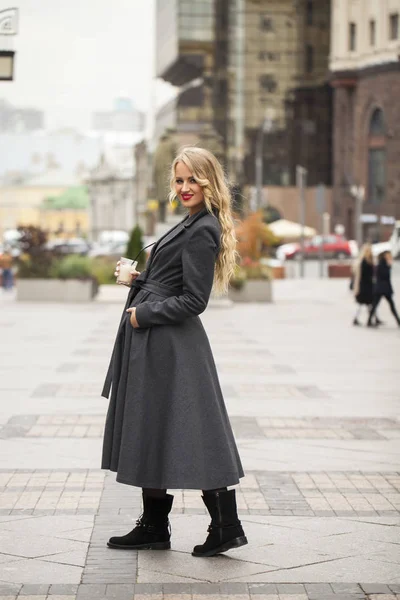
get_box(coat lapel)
[152,208,209,258]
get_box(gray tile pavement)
[0,275,399,597]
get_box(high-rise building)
[155,0,332,192]
[0,99,44,132]
[92,97,145,133]
[330,0,400,241]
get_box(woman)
[352,243,380,326]
[367,251,400,327]
[101,147,247,558]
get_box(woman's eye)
[176,179,183,184]
[190,178,196,183]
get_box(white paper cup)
[117,257,138,286]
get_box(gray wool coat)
[101,207,244,490]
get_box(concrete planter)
[272,265,285,279]
[17,279,97,302]
[228,279,273,303]
[328,263,352,278]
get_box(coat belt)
[101,278,181,399]
[132,278,181,299]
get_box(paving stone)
[248,585,278,594]
[331,584,364,594]
[361,585,392,594]
[305,583,333,597]
[162,584,194,595]
[105,584,135,598]
[77,585,107,599]
[277,585,305,594]
[19,585,49,595]
[133,585,163,594]
[48,585,79,595]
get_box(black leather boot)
[107,493,173,550]
[192,489,248,557]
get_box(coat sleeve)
[135,225,220,327]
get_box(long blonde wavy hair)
[168,147,237,295]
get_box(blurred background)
[0,0,400,289]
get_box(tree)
[126,225,146,269]
[17,225,53,278]
[235,211,280,261]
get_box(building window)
[306,0,313,26]
[259,51,280,61]
[368,108,386,205]
[260,16,274,32]
[369,19,376,45]
[259,74,277,93]
[349,22,356,51]
[389,13,399,40]
[306,44,314,72]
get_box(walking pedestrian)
[351,243,381,326]
[101,147,247,557]
[367,251,400,327]
[0,250,14,290]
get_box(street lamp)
[255,108,275,210]
[350,184,365,249]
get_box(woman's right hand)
[114,261,141,283]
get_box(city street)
[0,272,399,600]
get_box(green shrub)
[126,225,145,269]
[51,255,92,280]
[90,257,116,285]
[230,265,247,290]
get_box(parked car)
[277,235,356,261]
[46,238,90,256]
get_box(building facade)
[155,0,332,199]
[330,0,400,241]
[86,155,135,241]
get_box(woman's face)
[174,161,205,215]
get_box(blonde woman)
[101,147,247,557]
[352,243,381,326]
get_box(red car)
[281,235,354,260]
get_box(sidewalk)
[0,276,399,600]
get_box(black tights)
[368,294,400,325]
[143,487,227,498]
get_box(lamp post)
[350,184,365,249]
[255,108,275,210]
[296,165,307,278]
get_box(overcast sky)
[1,0,174,131]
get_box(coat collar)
[153,207,211,255]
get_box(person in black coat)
[102,147,247,558]
[367,251,400,327]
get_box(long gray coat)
[101,208,244,490]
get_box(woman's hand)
[114,260,141,284]
[126,307,140,328]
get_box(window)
[389,13,399,40]
[349,22,356,51]
[369,19,376,45]
[260,16,274,32]
[369,107,385,135]
[368,109,386,205]
[306,44,314,72]
[259,74,277,93]
[259,51,280,61]
[306,0,313,26]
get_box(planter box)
[328,264,353,278]
[17,279,97,302]
[272,266,285,279]
[228,279,273,303]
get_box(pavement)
[0,268,399,600]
